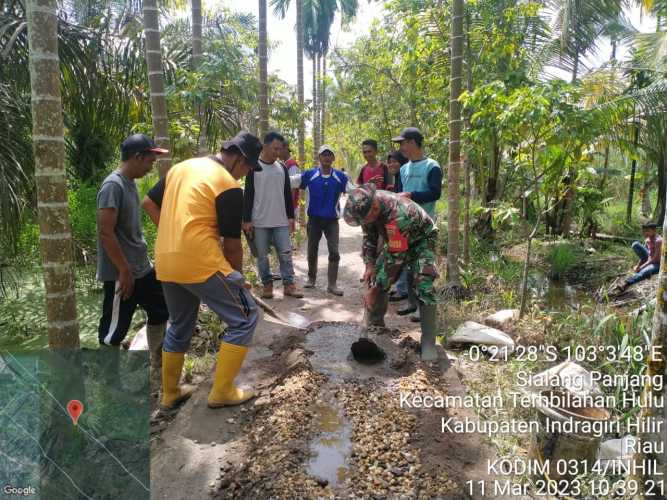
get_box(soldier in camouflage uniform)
[343,185,439,360]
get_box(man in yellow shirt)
[142,131,262,410]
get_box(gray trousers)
[161,271,259,353]
[306,216,340,279]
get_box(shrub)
[68,182,100,261]
[546,242,579,279]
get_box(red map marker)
[67,400,84,426]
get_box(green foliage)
[546,243,579,279]
[68,183,100,259]
[0,267,102,349]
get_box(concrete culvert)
[351,338,386,364]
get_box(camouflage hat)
[344,185,376,226]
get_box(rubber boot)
[327,261,344,296]
[146,323,165,392]
[208,342,255,408]
[365,290,389,327]
[419,303,438,361]
[305,253,318,288]
[160,351,195,410]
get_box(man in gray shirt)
[243,131,303,299]
[97,134,170,381]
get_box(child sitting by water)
[617,222,663,292]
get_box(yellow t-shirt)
[155,157,241,283]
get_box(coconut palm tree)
[143,0,172,176]
[302,0,357,159]
[545,0,623,235]
[272,0,306,166]
[259,0,269,136]
[192,0,203,66]
[191,0,208,152]
[447,0,464,290]
[26,0,80,348]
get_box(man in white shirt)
[243,132,304,299]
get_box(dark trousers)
[98,268,169,346]
[306,216,340,279]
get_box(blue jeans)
[254,226,295,285]
[394,269,408,296]
[628,241,660,285]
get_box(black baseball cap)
[392,127,424,143]
[221,131,263,171]
[121,134,169,156]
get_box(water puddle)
[307,396,352,487]
[528,271,588,311]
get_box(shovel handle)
[249,292,281,320]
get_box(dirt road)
[150,220,508,499]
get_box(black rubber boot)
[327,261,343,296]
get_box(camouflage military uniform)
[356,190,439,305]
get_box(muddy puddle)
[528,271,589,311]
[307,394,353,487]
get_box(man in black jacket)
[243,131,304,299]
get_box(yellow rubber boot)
[207,342,255,408]
[160,351,195,410]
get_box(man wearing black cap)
[97,134,170,385]
[142,131,263,411]
[391,127,443,321]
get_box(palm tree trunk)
[192,0,207,154]
[559,171,576,236]
[463,10,473,265]
[143,0,172,177]
[320,53,326,145]
[312,54,320,164]
[27,0,80,348]
[258,0,269,137]
[463,157,471,265]
[655,150,667,226]
[642,161,652,217]
[571,50,579,83]
[599,144,610,191]
[296,0,306,224]
[626,119,640,224]
[192,0,202,66]
[296,0,305,168]
[636,195,667,487]
[447,0,464,288]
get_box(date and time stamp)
[414,343,665,497]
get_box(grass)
[546,242,580,279]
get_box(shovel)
[251,292,311,330]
